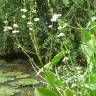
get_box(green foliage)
[10,79,39,87]
[81,26,96,67]
[0,76,14,84]
[44,71,64,89]
[85,83,96,91]
[35,88,58,96]
[51,51,65,65]
[0,0,92,65]
[80,19,96,95]
[0,86,19,96]
[65,88,76,96]
[63,0,70,6]
[1,0,96,96]
[37,51,65,75]
[81,28,91,43]
[0,69,39,96]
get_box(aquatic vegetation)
[0,76,14,84]
[2,72,23,77]
[10,79,39,87]
[0,70,38,96]
[0,86,20,96]
[16,74,30,79]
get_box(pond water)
[0,59,40,96]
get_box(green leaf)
[37,51,64,75]
[51,51,65,65]
[35,88,59,96]
[65,88,76,96]
[81,28,91,43]
[81,40,95,65]
[63,0,70,6]
[86,72,96,83]
[37,62,52,75]
[44,71,64,89]
[85,83,96,91]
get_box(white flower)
[57,14,62,17]
[7,26,12,30]
[12,30,19,33]
[58,26,63,30]
[21,15,26,19]
[3,26,12,31]
[77,70,81,74]
[3,28,8,32]
[34,18,39,22]
[29,28,32,31]
[57,32,65,37]
[62,57,69,62]
[51,14,62,22]
[92,16,96,22]
[76,66,82,70]
[27,22,32,25]
[13,24,18,28]
[32,10,36,13]
[4,26,7,29]
[51,14,58,22]
[48,25,53,28]
[20,8,28,12]
[3,20,8,24]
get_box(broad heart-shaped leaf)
[80,28,91,43]
[44,71,64,89]
[35,88,59,96]
[51,51,64,65]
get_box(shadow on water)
[0,58,40,96]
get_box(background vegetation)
[0,0,93,63]
[0,0,96,96]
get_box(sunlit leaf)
[44,71,64,89]
[35,88,59,96]
[65,88,76,96]
[81,28,91,43]
[37,51,64,75]
[85,83,96,91]
[52,51,65,65]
